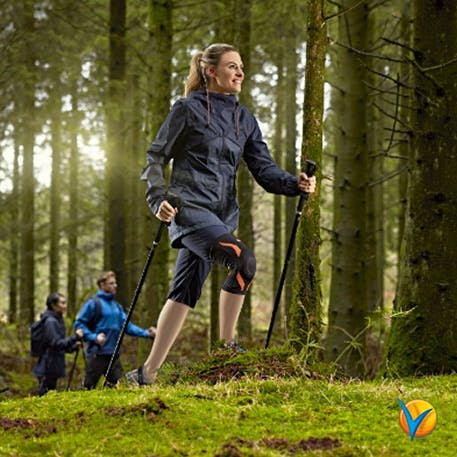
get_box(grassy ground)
[1,345,455,457]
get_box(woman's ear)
[206,66,215,78]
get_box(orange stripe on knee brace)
[218,241,242,257]
[236,272,246,291]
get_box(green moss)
[1,375,455,456]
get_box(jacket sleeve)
[141,100,188,214]
[74,300,98,343]
[242,113,299,196]
[45,318,78,352]
[118,306,149,338]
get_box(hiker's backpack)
[87,297,102,331]
[30,315,49,357]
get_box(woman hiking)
[127,43,316,385]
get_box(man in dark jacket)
[32,292,83,396]
[74,271,156,388]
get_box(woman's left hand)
[298,173,316,194]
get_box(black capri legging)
[167,225,256,308]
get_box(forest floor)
[0,322,454,456]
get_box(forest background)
[1,0,456,388]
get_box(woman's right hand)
[155,200,178,223]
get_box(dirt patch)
[215,436,342,456]
[215,442,243,457]
[105,397,168,420]
[0,417,58,436]
[260,436,342,452]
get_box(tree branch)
[369,166,408,187]
[333,39,404,64]
[373,102,410,129]
[325,0,365,22]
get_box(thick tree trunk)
[365,8,384,315]
[364,4,384,378]
[325,0,369,377]
[288,0,325,353]
[386,0,457,376]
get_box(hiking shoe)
[223,340,247,353]
[125,365,153,386]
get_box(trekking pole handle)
[298,159,317,211]
[301,159,317,196]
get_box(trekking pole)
[102,195,180,387]
[66,347,80,391]
[265,160,317,349]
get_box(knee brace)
[210,234,256,295]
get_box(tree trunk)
[397,4,413,257]
[18,0,36,324]
[210,265,223,349]
[363,3,385,378]
[8,139,20,324]
[325,0,369,377]
[289,0,325,353]
[234,0,253,342]
[271,58,285,339]
[105,0,127,304]
[385,0,457,376]
[284,30,299,321]
[125,72,145,315]
[49,84,62,293]
[139,0,173,362]
[67,85,79,319]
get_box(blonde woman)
[127,43,316,385]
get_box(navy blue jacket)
[141,89,299,247]
[74,290,149,356]
[32,309,79,379]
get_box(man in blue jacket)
[74,271,156,388]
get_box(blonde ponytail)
[184,51,205,97]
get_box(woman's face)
[207,51,244,94]
[52,296,67,315]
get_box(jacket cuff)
[285,175,300,196]
[151,197,166,216]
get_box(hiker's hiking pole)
[265,159,317,349]
[66,346,80,391]
[103,195,181,387]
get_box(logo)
[398,398,437,440]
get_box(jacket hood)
[42,308,62,320]
[96,290,115,301]
[188,88,238,107]
[189,89,239,133]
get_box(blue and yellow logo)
[398,398,437,440]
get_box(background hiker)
[74,270,156,388]
[126,43,316,386]
[32,292,83,396]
